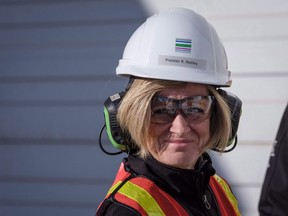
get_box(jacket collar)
[126,152,216,200]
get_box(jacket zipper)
[202,194,211,210]
[206,186,222,216]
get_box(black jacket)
[259,104,288,216]
[97,153,222,216]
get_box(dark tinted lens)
[181,96,212,113]
[151,98,176,124]
[151,96,213,124]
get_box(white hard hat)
[116,8,232,87]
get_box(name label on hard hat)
[158,55,206,70]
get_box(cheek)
[198,119,211,143]
[148,124,159,146]
[149,124,157,138]
[148,124,169,149]
[188,118,210,142]
[149,123,169,138]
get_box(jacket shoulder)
[96,199,140,216]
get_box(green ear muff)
[99,77,136,155]
[103,92,127,151]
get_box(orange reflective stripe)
[110,177,188,215]
[114,192,148,216]
[104,163,188,215]
[210,175,241,216]
[214,175,239,208]
[100,162,241,216]
[111,163,130,186]
[105,181,122,199]
[130,177,189,216]
[117,180,165,215]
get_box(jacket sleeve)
[258,104,288,216]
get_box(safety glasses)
[151,95,214,124]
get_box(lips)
[164,138,195,145]
[162,140,194,153]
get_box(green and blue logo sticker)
[175,38,192,53]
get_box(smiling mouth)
[165,141,195,148]
[167,139,193,143]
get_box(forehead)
[157,83,209,98]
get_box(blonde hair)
[117,78,231,158]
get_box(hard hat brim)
[116,64,232,87]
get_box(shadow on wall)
[0,1,147,216]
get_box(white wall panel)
[232,187,263,216]
[142,0,288,16]
[236,103,286,141]
[211,144,272,185]
[141,1,288,215]
[210,17,288,39]
[229,77,288,101]
[225,41,288,73]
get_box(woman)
[97,8,241,216]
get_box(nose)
[170,113,191,135]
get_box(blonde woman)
[97,8,242,216]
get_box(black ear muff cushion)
[216,89,242,152]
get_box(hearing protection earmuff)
[99,78,134,155]
[215,89,242,152]
[102,91,127,152]
[99,80,242,154]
